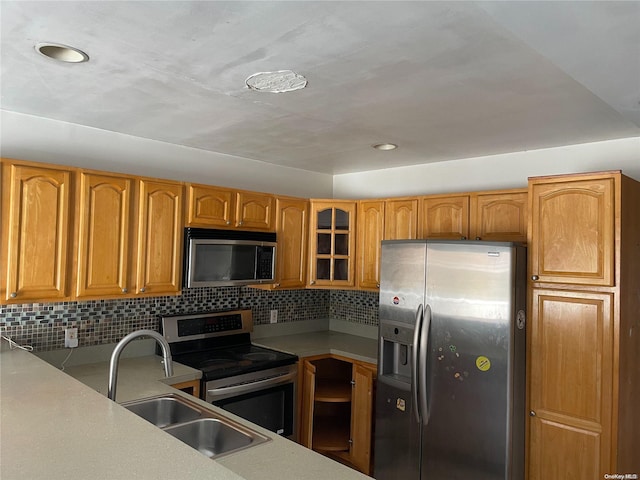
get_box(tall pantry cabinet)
[527,171,640,479]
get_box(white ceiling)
[1,1,639,175]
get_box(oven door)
[205,364,297,439]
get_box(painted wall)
[0,110,334,198]
[333,137,640,198]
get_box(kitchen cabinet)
[170,379,201,398]
[419,194,470,239]
[308,200,356,287]
[186,184,275,231]
[356,198,418,291]
[384,198,418,240]
[136,179,184,295]
[273,197,309,289]
[1,160,72,303]
[529,176,614,286]
[76,172,134,298]
[77,174,183,298]
[469,189,527,242]
[300,355,376,475]
[527,171,640,479]
[356,200,385,290]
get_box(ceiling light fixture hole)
[373,143,398,151]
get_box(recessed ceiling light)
[35,43,89,63]
[245,70,307,93]
[373,143,398,151]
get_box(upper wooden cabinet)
[529,175,614,286]
[419,194,470,239]
[76,174,183,299]
[470,190,527,242]
[1,161,72,303]
[384,198,418,240]
[136,179,184,295]
[308,200,356,287]
[186,184,274,231]
[357,200,385,290]
[273,197,309,289]
[76,172,134,298]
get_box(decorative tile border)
[1,287,378,351]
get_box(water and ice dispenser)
[378,323,414,382]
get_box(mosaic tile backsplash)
[0,287,379,351]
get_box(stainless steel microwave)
[183,228,276,287]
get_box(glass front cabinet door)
[308,201,356,287]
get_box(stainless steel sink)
[164,418,262,458]
[120,394,270,458]
[122,396,202,428]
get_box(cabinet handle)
[350,380,356,386]
[238,221,243,226]
[310,280,316,285]
[140,287,146,293]
[475,237,481,240]
[460,236,467,240]
[531,275,539,281]
[226,221,231,225]
[274,283,280,287]
[10,292,17,298]
[122,288,128,293]
[376,283,380,288]
[529,411,536,417]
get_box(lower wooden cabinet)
[170,379,201,398]
[299,355,376,475]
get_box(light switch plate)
[270,310,278,324]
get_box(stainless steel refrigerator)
[374,240,526,480]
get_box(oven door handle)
[207,370,297,398]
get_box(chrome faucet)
[108,329,173,401]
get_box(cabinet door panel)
[384,199,418,240]
[529,289,613,477]
[357,201,384,290]
[470,191,527,242]
[187,185,234,227]
[530,178,614,285]
[3,164,71,301]
[529,418,601,480]
[300,360,316,448]
[236,192,274,230]
[275,198,308,288]
[76,173,132,297]
[309,202,356,287]
[137,180,183,295]
[420,196,469,239]
[350,362,374,475]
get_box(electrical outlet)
[64,328,78,348]
[270,310,278,324]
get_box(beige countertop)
[254,330,378,365]
[0,343,372,480]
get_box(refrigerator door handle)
[419,304,432,426]
[412,304,424,424]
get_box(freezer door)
[421,242,524,480]
[375,241,427,480]
[374,378,422,480]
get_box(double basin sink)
[120,393,270,459]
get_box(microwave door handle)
[207,370,297,398]
[412,304,424,424]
